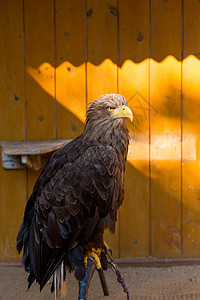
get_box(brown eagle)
[16,94,133,292]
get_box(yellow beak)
[111,105,133,122]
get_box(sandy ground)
[1,264,200,300]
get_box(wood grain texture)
[1,140,70,155]
[118,0,150,257]
[0,0,26,262]
[55,0,86,139]
[182,0,200,257]
[150,0,182,258]
[87,0,118,102]
[87,0,119,257]
[0,0,25,140]
[24,0,57,204]
[24,0,56,140]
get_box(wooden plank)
[150,0,182,258]
[87,0,119,257]
[55,0,86,139]
[0,0,27,262]
[87,0,118,101]
[114,257,200,268]
[182,0,200,257]
[1,140,70,155]
[24,0,56,140]
[0,0,25,140]
[0,165,27,262]
[24,0,56,197]
[118,0,150,257]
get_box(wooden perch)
[0,140,70,171]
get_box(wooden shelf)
[0,140,70,171]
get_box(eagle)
[16,94,133,294]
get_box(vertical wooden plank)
[150,0,182,258]
[87,0,119,257]
[0,1,25,140]
[24,0,56,196]
[25,0,56,141]
[0,0,26,262]
[55,0,86,139]
[119,0,150,257]
[182,0,200,257]
[87,0,118,101]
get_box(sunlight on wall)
[128,133,196,161]
[27,55,200,163]
[87,59,117,100]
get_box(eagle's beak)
[111,105,133,122]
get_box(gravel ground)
[1,265,200,300]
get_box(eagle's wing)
[17,138,122,289]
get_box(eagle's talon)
[85,249,102,270]
[85,241,112,273]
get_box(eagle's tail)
[52,261,67,299]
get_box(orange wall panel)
[150,0,182,258]
[55,0,86,139]
[182,0,200,257]
[119,0,150,257]
[0,0,27,262]
[24,0,56,141]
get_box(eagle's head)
[86,93,132,126]
[84,94,133,142]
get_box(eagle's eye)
[107,107,115,111]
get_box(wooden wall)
[1,0,200,262]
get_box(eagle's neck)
[83,119,129,165]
